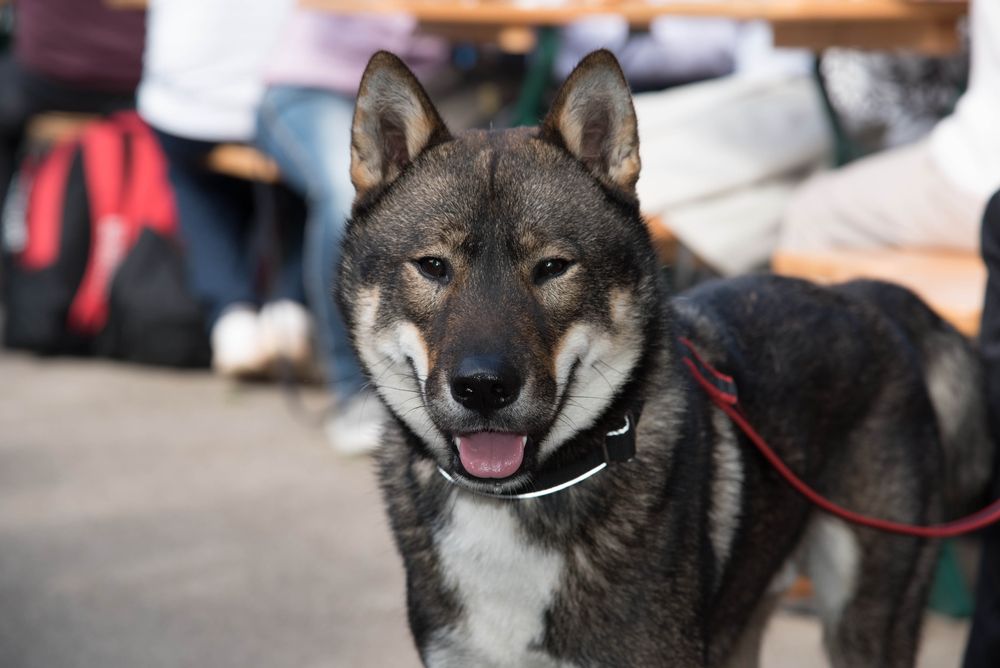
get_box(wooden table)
[305,0,969,54]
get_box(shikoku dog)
[336,50,994,667]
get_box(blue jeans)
[152,128,306,328]
[256,86,364,398]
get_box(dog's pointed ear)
[540,50,640,194]
[351,51,451,199]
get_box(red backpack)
[2,111,210,366]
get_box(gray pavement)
[0,351,970,667]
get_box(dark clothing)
[14,0,145,91]
[979,193,1000,469]
[0,56,135,220]
[151,128,305,328]
[963,190,1000,667]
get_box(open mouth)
[454,432,528,479]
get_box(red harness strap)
[678,337,1000,538]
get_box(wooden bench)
[25,111,97,146]
[773,248,986,336]
[204,144,280,183]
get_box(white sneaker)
[324,392,387,456]
[211,304,268,378]
[258,300,314,374]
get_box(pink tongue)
[457,432,527,479]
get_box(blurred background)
[0,0,996,666]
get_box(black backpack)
[1,111,210,367]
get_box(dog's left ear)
[351,51,452,200]
[540,50,640,195]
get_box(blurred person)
[767,2,1000,659]
[0,0,144,213]
[255,10,448,454]
[964,191,1000,668]
[138,0,312,379]
[778,0,1000,254]
[629,22,829,276]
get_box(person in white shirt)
[631,22,829,277]
[777,0,1000,253]
[138,0,314,379]
[770,3,1000,662]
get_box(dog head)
[338,50,662,493]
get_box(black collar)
[436,403,641,500]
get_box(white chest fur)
[425,496,572,668]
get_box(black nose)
[450,356,522,414]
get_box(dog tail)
[839,280,995,517]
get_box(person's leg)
[963,191,1000,667]
[268,184,307,306]
[257,87,365,397]
[256,183,312,372]
[778,141,985,253]
[634,73,830,275]
[257,87,383,452]
[151,128,256,327]
[152,128,266,377]
[978,193,1000,472]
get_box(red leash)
[679,337,1000,538]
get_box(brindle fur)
[337,50,994,667]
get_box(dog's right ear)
[350,51,452,200]
[540,50,640,195]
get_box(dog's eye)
[415,256,450,282]
[534,258,572,284]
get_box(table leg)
[813,55,859,167]
[512,27,560,127]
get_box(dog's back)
[676,274,993,518]
[673,274,994,666]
